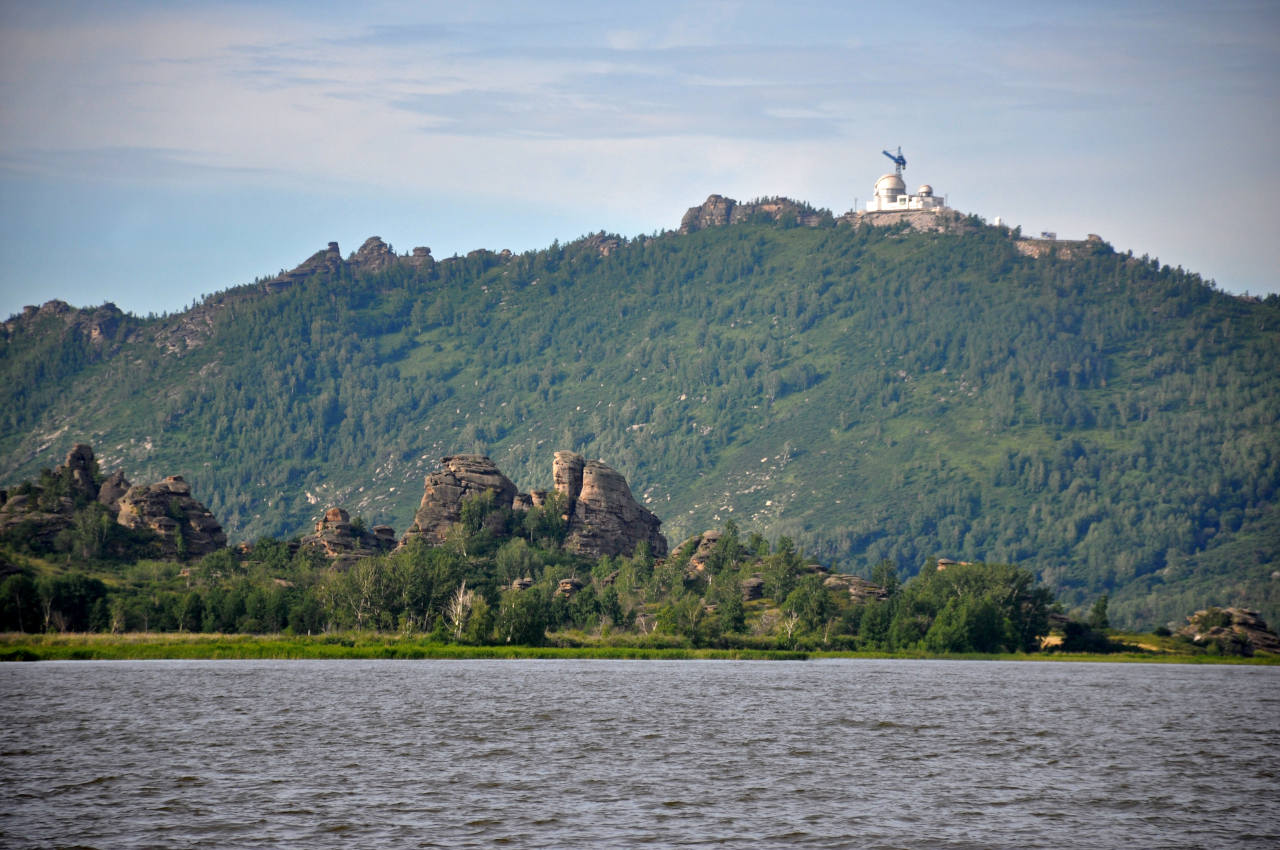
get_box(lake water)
[2,658,1278,848]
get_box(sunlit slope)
[3,218,1277,628]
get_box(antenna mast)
[882,146,907,176]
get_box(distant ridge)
[2,200,1277,629]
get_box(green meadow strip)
[2,633,1275,664]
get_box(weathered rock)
[823,574,890,603]
[115,476,226,559]
[579,231,622,256]
[97,470,131,512]
[408,246,435,270]
[559,454,668,559]
[300,506,395,565]
[401,450,667,559]
[263,241,345,292]
[740,576,765,601]
[1178,607,1280,654]
[400,455,519,546]
[553,451,585,500]
[0,444,102,549]
[680,195,828,234]
[351,236,397,273]
[687,530,722,572]
[680,194,736,233]
[60,444,99,501]
[556,576,585,598]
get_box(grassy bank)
[0,632,808,662]
[2,632,1276,664]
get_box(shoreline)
[2,633,1276,665]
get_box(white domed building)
[865,172,946,213]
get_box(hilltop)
[2,198,1278,629]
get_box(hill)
[2,204,1278,629]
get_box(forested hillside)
[3,211,1278,629]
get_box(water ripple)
[1,659,1278,848]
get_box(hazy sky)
[2,1,1277,319]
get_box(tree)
[871,560,901,597]
[1088,594,1110,631]
[445,580,475,641]
[496,588,546,645]
[0,574,40,632]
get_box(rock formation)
[264,242,345,292]
[350,236,397,273]
[97,470,131,510]
[685,529,723,572]
[1,444,227,560]
[822,574,891,603]
[116,476,227,559]
[400,451,667,559]
[679,195,828,234]
[400,455,519,546]
[300,507,395,565]
[740,576,765,601]
[1178,607,1280,655]
[553,452,668,559]
[0,443,104,550]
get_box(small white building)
[865,174,946,213]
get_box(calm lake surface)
[2,658,1278,848]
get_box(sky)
[1,0,1278,320]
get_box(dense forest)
[2,211,1278,629]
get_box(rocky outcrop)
[679,195,828,234]
[556,576,585,598]
[555,452,668,559]
[687,530,722,572]
[1,444,228,561]
[1178,607,1280,655]
[264,241,345,292]
[2,301,130,348]
[680,194,738,233]
[300,506,395,565]
[60,444,99,501]
[97,470,131,511]
[400,455,519,546]
[400,451,667,559]
[836,207,975,235]
[407,246,435,270]
[115,476,226,559]
[0,444,104,549]
[350,236,397,273]
[823,574,890,603]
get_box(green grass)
[3,632,1274,664]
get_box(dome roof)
[917,184,933,196]
[874,173,905,198]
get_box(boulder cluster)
[0,444,226,559]
[299,507,395,566]
[401,451,667,559]
[1178,607,1280,654]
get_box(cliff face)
[400,455,520,546]
[552,452,668,559]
